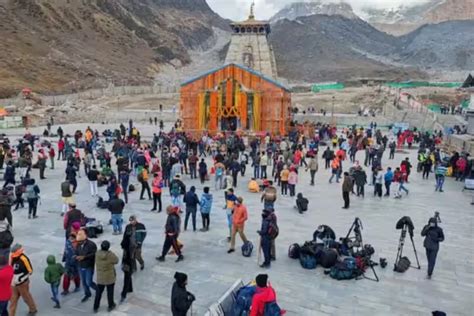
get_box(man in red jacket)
[250,274,284,316]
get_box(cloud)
[207,0,434,20]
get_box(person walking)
[65,162,78,193]
[93,240,119,313]
[0,256,14,316]
[227,197,249,253]
[108,195,125,235]
[199,187,213,231]
[171,272,195,316]
[322,147,334,169]
[3,161,16,188]
[61,180,74,216]
[342,172,352,209]
[119,227,134,303]
[9,244,38,316]
[183,186,199,232]
[258,209,274,268]
[384,167,393,196]
[151,173,163,212]
[353,166,367,197]
[75,229,97,302]
[421,217,444,279]
[280,166,289,195]
[374,168,383,198]
[307,155,318,185]
[122,215,147,271]
[214,161,225,190]
[260,152,268,179]
[329,157,340,184]
[157,206,183,262]
[288,167,298,197]
[188,152,198,179]
[61,234,81,295]
[25,179,40,219]
[138,168,151,200]
[198,158,207,184]
[43,255,65,309]
[434,162,447,192]
[87,165,99,197]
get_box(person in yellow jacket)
[248,178,260,193]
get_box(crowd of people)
[0,118,471,315]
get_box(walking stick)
[257,236,262,266]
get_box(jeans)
[385,181,391,195]
[281,181,288,195]
[28,198,38,217]
[435,175,445,191]
[260,166,267,179]
[263,201,274,211]
[152,192,162,211]
[89,181,98,196]
[289,184,295,196]
[94,283,115,310]
[189,164,197,179]
[51,282,60,305]
[80,268,97,297]
[201,213,210,229]
[253,165,260,179]
[261,236,272,266]
[215,176,223,190]
[399,183,409,194]
[184,207,197,231]
[111,214,123,233]
[0,300,8,316]
[356,184,365,197]
[310,170,316,185]
[426,248,439,276]
[171,195,182,209]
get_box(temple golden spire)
[249,1,255,20]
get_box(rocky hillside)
[270,1,358,23]
[269,15,425,83]
[0,0,228,97]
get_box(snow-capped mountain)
[270,1,358,23]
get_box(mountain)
[0,0,228,97]
[364,0,474,36]
[269,15,425,82]
[270,1,357,23]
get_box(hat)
[174,272,188,287]
[11,243,22,253]
[256,274,268,288]
[129,215,137,222]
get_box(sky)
[207,0,433,20]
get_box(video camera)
[395,216,415,238]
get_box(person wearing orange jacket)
[329,157,340,183]
[151,173,163,212]
[227,197,249,253]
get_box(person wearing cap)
[75,229,98,302]
[156,206,183,262]
[122,215,147,271]
[183,186,199,232]
[227,197,248,253]
[171,272,195,316]
[9,244,37,315]
[250,274,283,316]
[94,240,119,312]
[0,254,14,316]
[421,217,445,279]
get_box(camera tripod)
[394,224,421,270]
[344,218,379,282]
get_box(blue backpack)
[241,241,254,257]
[299,253,317,269]
[264,300,282,316]
[233,285,256,316]
[329,257,357,280]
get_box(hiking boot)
[175,255,184,262]
[107,304,116,312]
[227,249,235,254]
[53,303,60,309]
[81,295,91,302]
[156,256,165,262]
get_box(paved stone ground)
[3,124,474,316]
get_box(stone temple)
[224,3,278,79]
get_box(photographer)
[171,272,195,316]
[421,217,444,279]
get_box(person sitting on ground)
[295,193,309,214]
[250,274,284,316]
[248,178,260,193]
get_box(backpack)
[329,258,357,280]
[233,285,256,316]
[241,241,253,257]
[394,256,411,273]
[263,300,282,316]
[25,185,38,199]
[299,253,317,269]
[171,182,180,197]
[216,167,223,177]
[319,249,338,269]
[288,243,300,259]
[128,184,135,192]
[267,215,279,239]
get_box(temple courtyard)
[3,123,473,316]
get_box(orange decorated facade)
[180,63,291,135]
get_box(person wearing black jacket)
[157,206,183,262]
[322,147,334,169]
[65,163,78,193]
[75,229,98,302]
[258,209,273,268]
[421,217,444,279]
[295,193,308,214]
[171,272,195,316]
[183,186,199,232]
[3,161,15,188]
[108,196,125,235]
[87,165,99,197]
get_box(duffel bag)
[319,249,338,268]
[394,256,411,273]
[241,241,253,257]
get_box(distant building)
[224,3,278,79]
